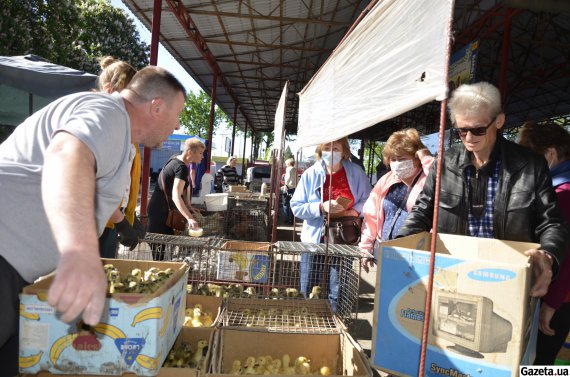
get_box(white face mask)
[390,159,416,180]
[321,151,342,167]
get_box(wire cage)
[273,241,362,327]
[224,194,270,241]
[222,297,340,334]
[189,207,226,238]
[117,233,215,282]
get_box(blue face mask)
[321,151,342,167]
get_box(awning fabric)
[0,55,97,97]
[273,82,289,152]
[297,0,453,147]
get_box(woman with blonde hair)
[96,56,143,258]
[359,128,433,268]
[147,138,206,259]
[291,137,370,310]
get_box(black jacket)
[398,136,569,267]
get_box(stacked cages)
[224,193,269,242]
[178,206,226,238]
[118,237,361,327]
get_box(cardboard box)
[215,241,271,283]
[19,259,188,376]
[371,232,539,377]
[228,185,248,193]
[162,326,215,373]
[185,294,223,327]
[211,329,371,376]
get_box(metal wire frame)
[223,195,270,241]
[222,297,340,334]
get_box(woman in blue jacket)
[290,137,371,311]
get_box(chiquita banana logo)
[19,351,43,368]
[20,303,40,321]
[131,307,163,327]
[159,303,172,337]
[136,351,162,370]
[93,323,127,340]
[50,334,78,365]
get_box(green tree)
[284,146,294,160]
[180,91,230,138]
[0,0,148,73]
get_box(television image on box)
[432,290,512,358]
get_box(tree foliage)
[0,0,149,73]
[284,146,294,160]
[180,91,230,138]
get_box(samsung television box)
[371,232,540,377]
[19,259,188,376]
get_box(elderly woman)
[359,129,433,265]
[518,121,570,365]
[290,137,371,310]
[148,138,205,258]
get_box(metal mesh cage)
[224,195,270,241]
[272,241,362,327]
[223,297,340,334]
[190,208,226,238]
[117,233,215,282]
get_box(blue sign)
[115,338,146,366]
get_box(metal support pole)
[205,74,217,173]
[241,123,248,181]
[140,0,162,218]
[230,104,237,156]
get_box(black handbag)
[325,216,363,245]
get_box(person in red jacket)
[519,121,570,365]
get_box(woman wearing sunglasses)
[398,82,568,299]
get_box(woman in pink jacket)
[359,128,434,267]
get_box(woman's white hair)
[448,82,503,123]
[227,156,237,165]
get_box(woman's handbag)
[166,208,187,231]
[160,165,188,231]
[325,216,363,245]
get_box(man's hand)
[538,302,556,336]
[114,218,139,250]
[322,200,344,214]
[525,249,554,297]
[48,252,107,325]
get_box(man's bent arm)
[42,131,107,325]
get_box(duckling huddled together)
[163,338,209,369]
[229,354,332,376]
[184,303,214,327]
[104,264,175,294]
[187,284,323,300]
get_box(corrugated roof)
[121,0,570,139]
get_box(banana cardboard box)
[215,241,271,283]
[19,259,188,376]
[371,232,540,377]
[210,328,372,377]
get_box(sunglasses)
[454,117,496,137]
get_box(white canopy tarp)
[297,0,453,147]
[273,81,289,152]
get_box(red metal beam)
[163,0,255,133]
[140,0,163,218]
[205,74,217,173]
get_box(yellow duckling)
[268,358,282,375]
[319,366,332,376]
[255,356,267,374]
[202,311,213,327]
[230,359,242,375]
[295,356,312,375]
[191,339,208,369]
[281,354,295,375]
[244,356,256,375]
[191,307,204,327]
